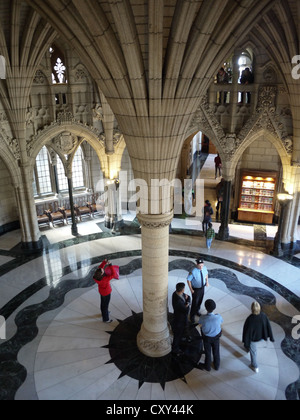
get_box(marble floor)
[0,213,299,401]
[0,155,299,401]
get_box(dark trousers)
[190,288,205,322]
[172,324,185,353]
[172,321,189,353]
[100,294,111,322]
[202,221,209,232]
[202,332,221,371]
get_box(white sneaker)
[104,320,113,324]
[250,365,259,373]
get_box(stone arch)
[0,146,21,188]
[186,97,228,165]
[232,128,290,183]
[28,122,107,175]
[28,121,128,181]
[111,135,127,178]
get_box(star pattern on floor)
[1,250,299,400]
[103,311,202,390]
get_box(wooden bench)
[36,193,104,228]
[37,211,51,228]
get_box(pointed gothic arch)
[28,122,106,172]
[0,144,21,189]
[28,120,127,181]
[233,128,290,183]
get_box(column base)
[21,238,43,254]
[271,240,299,257]
[104,215,124,230]
[71,224,79,237]
[137,324,172,358]
[217,225,230,241]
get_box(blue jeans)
[206,238,213,249]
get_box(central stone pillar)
[137,212,173,358]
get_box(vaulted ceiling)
[24,0,277,117]
[0,0,56,146]
[1,0,300,169]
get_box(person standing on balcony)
[216,67,229,104]
[240,67,254,103]
[214,153,222,179]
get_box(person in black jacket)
[172,283,191,356]
[242,302,275,373]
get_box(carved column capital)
[137,212,173,229]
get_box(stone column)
[67,177,79,237]
[218,178,232,241]
[281,167,300,251]
[136,212,173,358]
[17,163,43,251]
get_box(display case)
[238,171,278,224]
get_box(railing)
[208,83,259,107]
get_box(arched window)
[72,147,85,188]
[238,50,254,104]
[33,147,53,196]
[238,50,254,83]
[34,146,86,196]
[56,147,86,192]
[56,157,69,192]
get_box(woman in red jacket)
[94,259,119,323]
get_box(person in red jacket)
[94,259,119,323]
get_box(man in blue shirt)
[198,300,223,371]
[187,259,209,323]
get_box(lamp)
[277,193,293,202]
[272,193,293,257]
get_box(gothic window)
[238,50,254,104]
[238,51,253,83]
[56,147,86,192]
[50,45,68,84]
[72,147,85,188]
[34,146,86,197]
[56,158,69,192]
[33,147,53,196]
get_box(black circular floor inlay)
[105,312,202,389]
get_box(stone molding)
[188,86,292,162]
[137,212,173,229]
